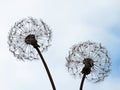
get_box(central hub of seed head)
[82,58,94,75]
[25,34,39,48]
[83,58,94,67]
[25,34,36,44]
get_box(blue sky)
[0,0,120,90]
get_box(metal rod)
[80,74,86,90]
[35,47,56,90]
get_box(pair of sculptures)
[8,17,111,90]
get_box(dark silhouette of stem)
[80,74,86,90]
[35,47,56,90]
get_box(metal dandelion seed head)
[66,41,111,83]
[8,17,52,61]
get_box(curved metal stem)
[35,47,56,90]
[80,74,86,90]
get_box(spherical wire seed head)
[66,41,111,83]
[8,17,52,61]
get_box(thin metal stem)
[80,74,86,90]
[35,47,56,90]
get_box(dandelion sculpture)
[66,41,111,90]
[8,17,56,90]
